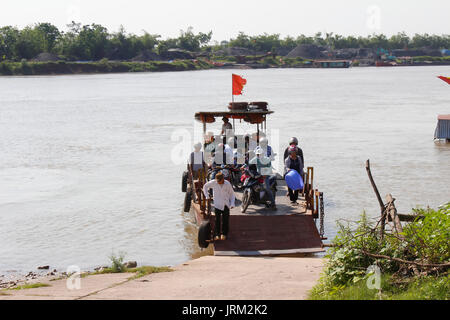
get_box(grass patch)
[87,265,173,279]
[9,282,51,290]
[309,273,450,300]
[81,252,172,279]
[127,266,173,280]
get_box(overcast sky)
[1,0,449,40]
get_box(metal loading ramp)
[213,215,324,256]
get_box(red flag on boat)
[438,76,450,84]
[232,74,247,95]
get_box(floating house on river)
[434,114,450,142]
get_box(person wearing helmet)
[284,145,304,204]
[189,142,205,178]
[259,137,275,160]
[284,137,304,165]
[249,146,276,209]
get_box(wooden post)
[385,194,403,237]
[365,159,387,238]
[314,189,319,218]
[365,159,385,212]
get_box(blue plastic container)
[285,169,304,191]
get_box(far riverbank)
[1,57,450,76]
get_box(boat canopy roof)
[437,114,450,121]
[195,110,273,124]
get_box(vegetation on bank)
[1,22,449,63]
[309,203,450,300]
[412,55,450,62]
[83,252,173,279]
[9,282,51,290]
[0,58,214,75]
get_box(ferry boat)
[181,102,326,256]
[312,60,351,68]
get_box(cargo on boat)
[181,102,326,256]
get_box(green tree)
[251,33,281,52]
[78,24,109,60]
[35,22,60,52]
[176,27,212,51]
[139,32,160,51]
[0,26,20,60]
[229,32,252,49]
[14,26,45,59]
[389,32,410,49]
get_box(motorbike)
[208,163,244,190]
[240,165,277,213]
[207,164,232,182]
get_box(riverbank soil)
[0,256,323,300]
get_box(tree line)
[1,22,449,61]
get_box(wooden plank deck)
[192,178,324,256]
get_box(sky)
[1,0,449,41]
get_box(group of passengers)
[189,116,304,240]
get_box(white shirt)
[224,144,234,164]
[203,179,236,211]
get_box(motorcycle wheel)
[241,189,251,213]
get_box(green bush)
[324,213,403,286]
[310,203,450,300]
[109,252,127,273]
[403,203,450,264]
[0,61,13,75]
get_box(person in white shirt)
[203,172,236,240]
[188,142,205,178]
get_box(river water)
[0,66,449,274]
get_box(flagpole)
[231,74,234,105]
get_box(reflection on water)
[180,209,214,260]
[0,67,449,274]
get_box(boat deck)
[229,179,309,216]
[192,179,324,256]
